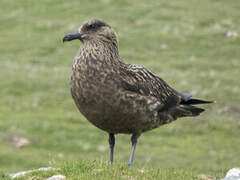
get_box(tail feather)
[170,105,205,119]
[158,95,211,119]
[182,105,205,116]
[181,98,213,105]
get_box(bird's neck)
[80,39,120,63]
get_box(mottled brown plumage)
[63,19,212,166]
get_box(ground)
[0,0,240,179]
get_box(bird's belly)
[74,101,160,134]
[70,79,162,134]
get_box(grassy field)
[0,0,240,179]
[2,161,225,180]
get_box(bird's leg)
[128,133,140,167]
[108,133,115,165]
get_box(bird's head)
[63,19,118,45]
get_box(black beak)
[63,30,83,43]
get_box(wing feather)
[119,64,180,104]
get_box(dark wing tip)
[181,98,214,105]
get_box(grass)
[1,160,226,180]
[0,0,240,179]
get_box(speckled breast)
[70,57,130,133]
[69,55,166,134]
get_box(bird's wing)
[119,63,181,104]
[118,63,212,119]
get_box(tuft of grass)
[2,160,226,180]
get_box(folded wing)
[119,63,212,119]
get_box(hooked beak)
[63,30,83,43]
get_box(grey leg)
[128,134,140,167]
[108,133,115,165]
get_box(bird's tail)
[181,105,205,116]
[168,105,205,119]
[159,96,213,119]
[180,98,213,105]
[180,98,213,117]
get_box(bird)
[63,19,212,166]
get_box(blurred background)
[0,0,239,175]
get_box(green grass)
[0,0,240,179]
[0,160,226,180]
